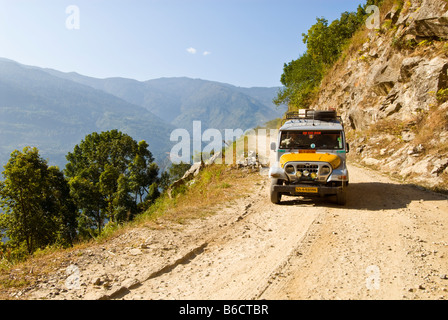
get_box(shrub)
[437,88,448,103]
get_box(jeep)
[269,109,349,205]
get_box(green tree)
[302,11,365,68]
[44,166,78,246]
[275,2,376,110]
[274,53,323,108]
[159,171,172,193]
[168,162,192,182]
[112,174,137,223]
[0,147,77,254]
[65,130,159,235]
[302,17,333,66]
[128,140,159,203]
[158,162,192,193]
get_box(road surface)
[22,163,448,300]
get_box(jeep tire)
[336,189,347,206]
[270,179,282,204]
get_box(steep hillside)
[0,59,174,168]
[313,0,448,191]
[143,78,282,131]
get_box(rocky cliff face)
[313,0,448,191]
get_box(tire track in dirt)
[120,176,322,300]
[20,162,448,300]
[261,163,448,300]
[122,162,448,300]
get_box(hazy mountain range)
[0,58,284,169]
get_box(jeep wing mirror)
[270,142,276,151]
[346,143,350,153]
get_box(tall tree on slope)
[0,147,77,254]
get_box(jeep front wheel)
[270,179,282,204]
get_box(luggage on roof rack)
[314,110,337,121]
[283,109,337,124]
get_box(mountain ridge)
[0,58,283,169]
[0,58,174,168]
[40,67,284,130]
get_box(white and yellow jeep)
[269,110,349,205]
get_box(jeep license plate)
[295,187,318,193]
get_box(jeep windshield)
[279,130,344,150]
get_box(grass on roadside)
[0,164,264,298]
[135,164,263,225]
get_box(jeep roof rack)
[285,109,315,120]
[281,109,339,126]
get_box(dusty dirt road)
[21,162,448,300]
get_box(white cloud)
[203,51,211,56]
[186,47,197,54]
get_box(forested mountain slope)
[0,58,283,168]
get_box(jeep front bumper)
[272,183,345,197]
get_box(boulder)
[400,157,431,176]
[206,151,222,165]
[412,57,448,104]
[168,162,203,198]
[385,5,401,24]
[362,157,382,167]
[408,16,448,39]
[371,55,403,96]
[399,57,423,83]
[406,0,448,39]
[431,158,448,176]
[181,162,203,180]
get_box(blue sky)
[0,0,364,87]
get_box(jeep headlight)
[320,165,331,175]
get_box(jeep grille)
[284,162,332,183]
